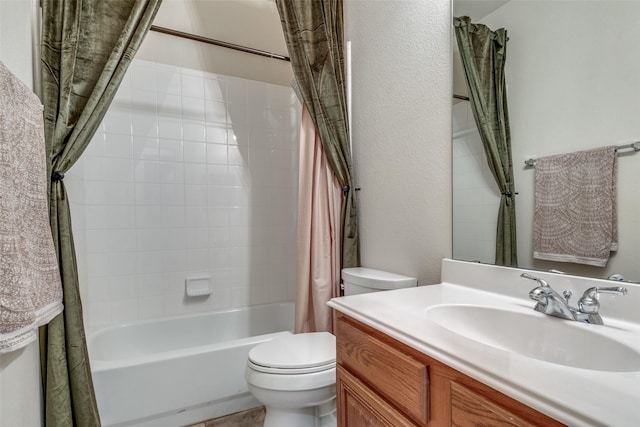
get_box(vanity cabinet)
[335,312,566,427]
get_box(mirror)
[452,0,640,282]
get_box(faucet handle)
[593,286,628,296]
[520,273,549,287]
[578,286,628,314]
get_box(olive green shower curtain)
[276,0,359,270]
[39,1,161,425]
[454,16,517,267]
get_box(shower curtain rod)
[149,25,291,62]
[524,141,640,167]
[453,94,470,101]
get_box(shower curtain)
[277,0,358,333]
[276,0,358,270]
[39,1,161,425]
[454,16,518,267]
[296,106,342,333]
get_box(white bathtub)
[89,302,294,427]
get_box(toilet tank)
[341,267,417,296]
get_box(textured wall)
[344,0,452,285]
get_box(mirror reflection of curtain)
[454,16,517,267]
[277,0,358,332]
[39,1,162,425]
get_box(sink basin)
[426,304,640,372]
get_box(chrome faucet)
[523,273,575,321]
[521,273,627,325]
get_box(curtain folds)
[296,106,342,333]
[454,16,518,267]
[276,0,359,270]
[39,1,162,425]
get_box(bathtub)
[89,302,294,427]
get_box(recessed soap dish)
[185,275,212,297]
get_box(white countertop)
[327,259,640,427]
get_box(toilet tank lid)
[341,267,417,289]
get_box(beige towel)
[0,62,63,353]
[533,146,618,267]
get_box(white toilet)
[245,267,417,427]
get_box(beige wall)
[136,0,293,86]
[0,0,44,426]
[344,0,453,285]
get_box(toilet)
[245,268,417,427]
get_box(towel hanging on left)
[0,62,63,353]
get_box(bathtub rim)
[88,301,294,371]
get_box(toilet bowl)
[245,332,336,427]
[245,268,417,426]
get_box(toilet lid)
[248,332,336,374]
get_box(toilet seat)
[248,332,336,375]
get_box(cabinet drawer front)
[336,316,429,423]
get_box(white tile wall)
[452,102,500,264]
[67,59,300,331]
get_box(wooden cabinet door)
[336,314,429,423]
[337,365,417,427]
